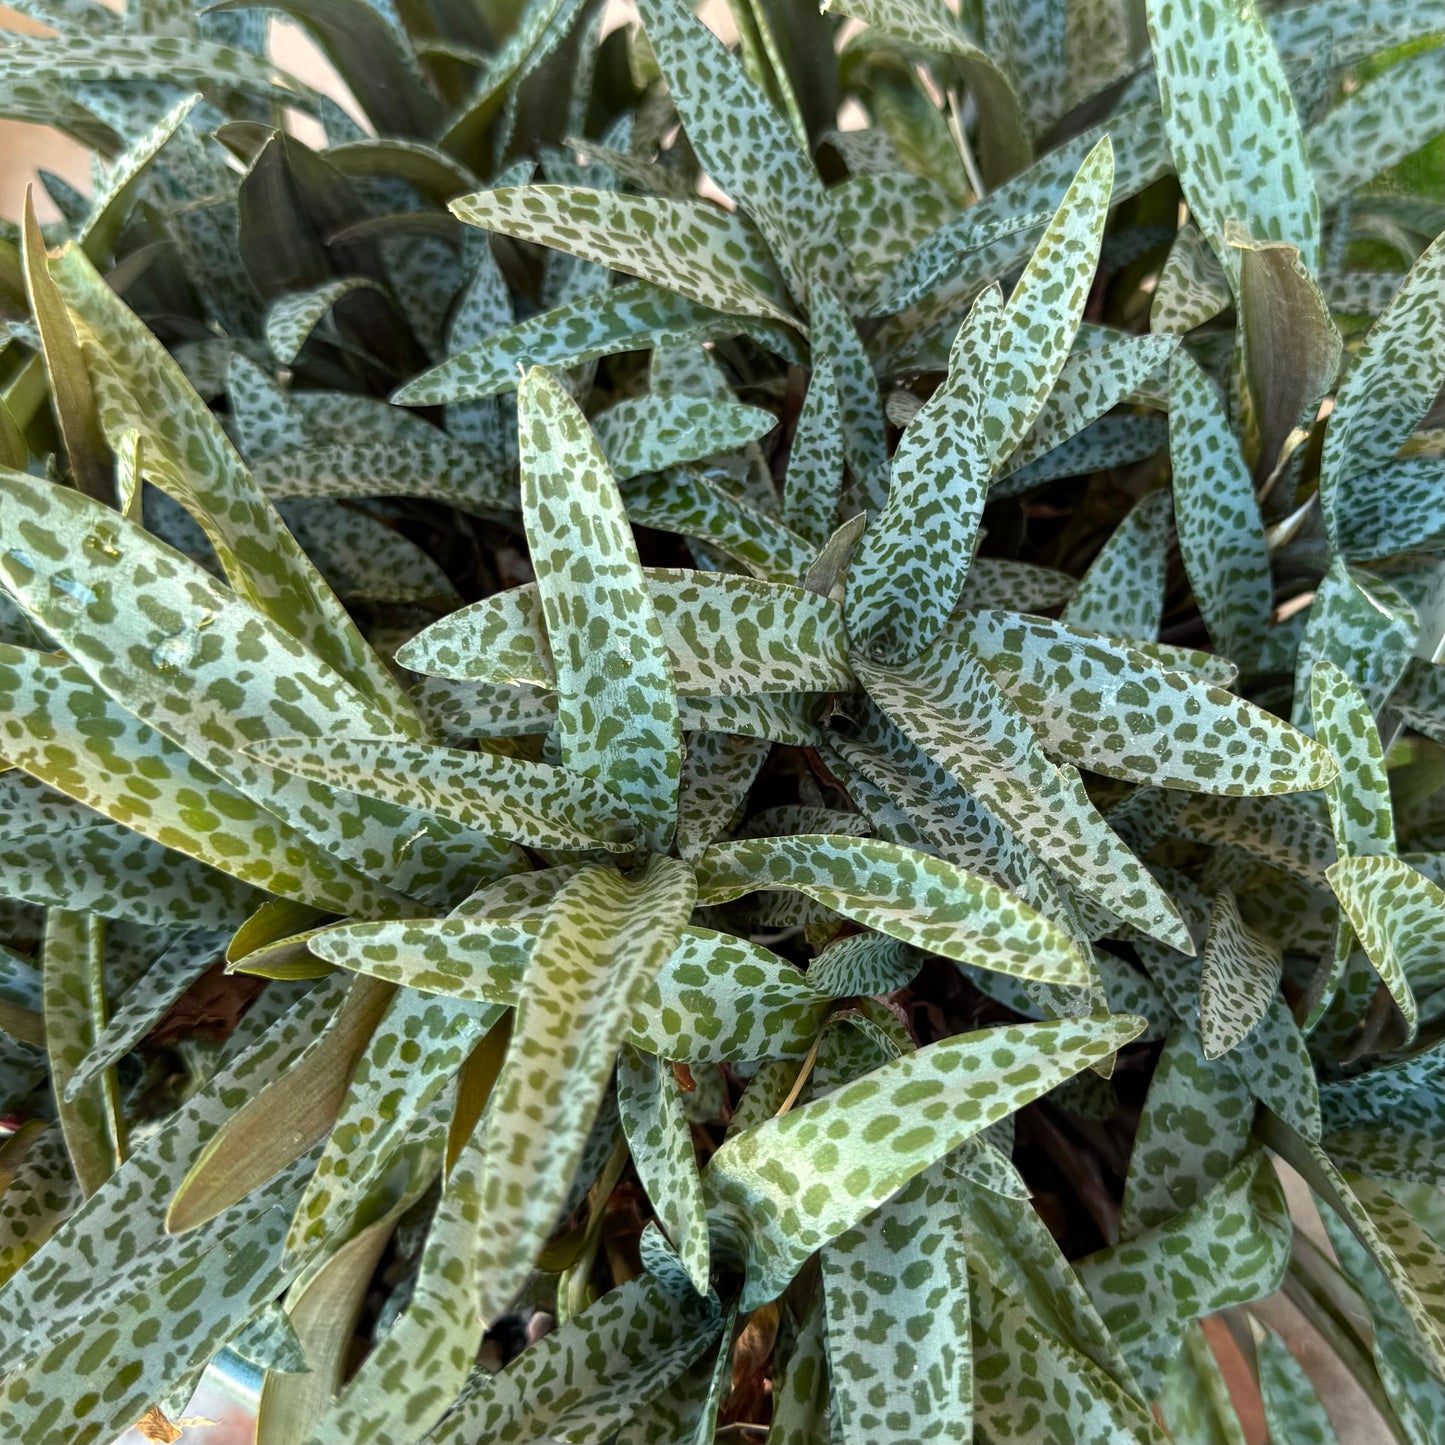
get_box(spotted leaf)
[1145,0,1320,277]
[518,367,681,852]
[706,1012,1143,1309]
[1061,489,1173,643]
[959,609,1337,794]
[1198,888,1284,1059]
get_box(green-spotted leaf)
[820,1158,972,1445]
[1151,222,1231,334]
[45,241,415,727]
[959,610,1337,793]
[264,276,381,365]
[1198,888,1284,1059]
[470,856,695,1324]
[1145,0,1320,277]
[811,284,890,494]
[1061,489,1173,642]
[1156,1321,1248,1445]
[1079,1148,1292,1395]
[1320,233,1445,550]
[0,645,411,919]
[783,358,845,551]
[981,137,1115,468]
[42,911,123,1199]
[617,1045,709,1295]
[1253,1320,1341,1445]
[397,569,848,698]
[694,833,1095,988]
[1312,661,1395,858]
[635,0,844,304]
[1327,856,1437,1035]
[955,557,1077,613]
[1120,1023,1253,1238]
[451,187,798,326]
[518,367,681,852]
[846,287,998,662]
[392,282,798,407]
[707,1013,1142,1309]
[1169,352,1273,671]
[853,646,1192,950]
[246,737,639,854]
[589,393,777,479]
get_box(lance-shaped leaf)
[696,833,1095,987]
[0,976,345,1371]
[309,919,836,1064]
[854,648,1191,951]
[783,357,845,550]
[1391,660,1445,746]
[1292,561,1417,726]
[284,991,501,1268]
[705,1013,1142,1310]
[1327,856,1437,1036]
[821,1158,972,1445]
[42,911,123,1199]
[519,368,681,852]
[1062,489,1173,642]
[1320,233,1445,547]
[1120,1023,1254,1239]
[811,285,890,493]
[398,569,849,697]
[959,610,1336,793]
[846,287,998,663]
[621,471,815,583]
[428,1272,721,1445]
[45,241,415,727]
[1198,888,1284,1059]
[981,136,1114,469]
[0,645,409,920]
[1332,457,1445,563]
[1079,1148,1292,1395]
[250,435,511,513]
[1144,0,1320,277]
[589,393,777,479]
[1259,1113,1445,1381]
[451,187,797,326]
[0,822,264,929]
[166,975,394,1233]
[955,557,1076,612]
[21,197,111,505]
[1308,47,1445,207]
[263,276,381,365]
[246,737,640,854]
[468,858,695,1325]
[676,730,771,859]
[1312,662,1395,859]
[0,1123,78,1284]
[617,1045,709,1295]
[393,282,797,407]
[1151,222,1231,334]
[636,0,844,303]
[998,332,1176,479]
[1253,1320,1341,1445]
[1169,352,1272,671]
[1156,1321,1248,1445]
[65,930,227,1100]
[995,412,1169,498]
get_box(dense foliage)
[0,0,1441,1441]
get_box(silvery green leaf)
[518,368,681,852]
[998,332,1176,479]
[694,832,1096,987]
[589,393,777,480]
[811,285,890,495]
[621,471,815,583]
[393,282,800,407]
[470,857,696,1325]
[1312,661,1395,859]
[676,731,771,859]
[782,359,845,551]
[821,1158,972,1445]
[617,1045,709,1295]
[829,171,957,284]
[982,137,1115,468]
[1151,222,1231,333]
[264,277,381,365]
[1145,0,1320,277]
[1253,1320,1341,1445]
[450,186,798,326]
[1198,888,1284,1059]
[954,557,1077,612]
[847,287,998,662]
[707,1013,1142,1309]
[1169,352,1273,671]
[636,0,846,304]
[0,1123,79,1285]
[1308,47,1445,207]
[1078,1148,1291,1395]
[1156,1321,1248,1445]
[993,412,1169,497]
[854,646,1191,950]
[1061,489,1173,642]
